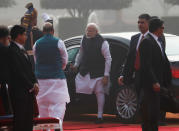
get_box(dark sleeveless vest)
[79,34,105,79]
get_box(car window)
[107,39,128,65]
[107,39,128,85]
[166,36,179,56]
[67,47,80,63]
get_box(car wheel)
[115,86,139,123]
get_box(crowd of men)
[0,2,174,131]
[118,14,171,131]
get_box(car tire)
[115,86,140,123]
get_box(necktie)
[158,37,165,51]
[134,35,144,70]
[158,38,165,57]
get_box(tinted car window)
[67,47,80,62]
[107,39,128,87]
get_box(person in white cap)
[42,13,53,25]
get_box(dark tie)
[157,38,165,57]
[134,35,144,70]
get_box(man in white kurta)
[73,23,112,124]
[33,23,70,130]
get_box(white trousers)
[75,73,107,118]
[38,102,66,121]
[94,80,105,118]
[37,79,70,121]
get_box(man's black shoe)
[95,118,104,124]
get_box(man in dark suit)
[0,26,11,114]
[139,18,172,131]
[118,14,151,93]
[9,25,39,131]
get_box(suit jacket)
[0,43,10,84]
[122,33,140,84]
[0,43,11,114]
[8,42,37,98]
[139,33,172,91]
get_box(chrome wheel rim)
[116,88,138,119]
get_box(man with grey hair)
[33,22,70,131]
[72,23,112,124]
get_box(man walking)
[72,23,112,123]
[34,22,70,131]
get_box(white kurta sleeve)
[33,42,37,62]
[74,38,83,67]
[58,40,68,70]
[101,41,112,76]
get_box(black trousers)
[0,83,11,114]
[141,90,160,131]
[134,71,141,96]
[11,91,34,131]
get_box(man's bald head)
[85,23,99,38]
[43,22,54,34]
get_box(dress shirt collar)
[136,31,149,50]
[149,32,164,55]
[14,41,25,50]
[149,32,158,41]
[141,31,149,37]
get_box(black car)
[64,32,179,123]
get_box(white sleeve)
[58,40,68,70]
[33,42,36,63]
[74,38,83,67]
[101,41,112,76]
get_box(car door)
[103,38,129,113]
[65,45,80,99]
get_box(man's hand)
[153,83,160,92]
[102,76,108,86]
[27,50,34,56]
[29,83,39,96]
[118,76,124,86]
[70,64,78,72]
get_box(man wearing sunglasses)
[139,18,171,131]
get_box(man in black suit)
[139,18,172,131]
[151,16,168,125]
[118,14,151,93]
[0,26,11,114]
[9,25,39,131]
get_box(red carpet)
[35,122,179,131]
[34,113,179,130]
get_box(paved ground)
[62,113,179,131]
